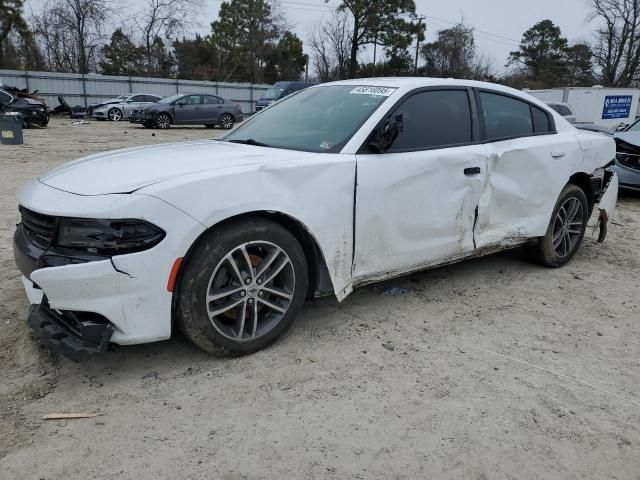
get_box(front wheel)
[527,184,588,267]
[218,113,234,130]
[108,108,123,121]
[177,218,308,356]
[155,113,172,129]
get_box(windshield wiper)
[228,139,272,148]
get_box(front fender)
[140,154,357,300]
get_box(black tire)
[108,107,123,121]
[177,218,308,356]
[155,113,172,129]
[219,113,234,130]
[527,184,589,267]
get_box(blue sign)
[602,95,633,120]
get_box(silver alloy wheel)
[219,114,234,129]
[108,108,123,121]
[205,241,295,341]
[156,113,171,129]
[552,197,584,258]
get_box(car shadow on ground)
[61,246,533,376]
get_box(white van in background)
[525,86,640,129]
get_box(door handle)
[551,150,566,158]
[464,167,481,176]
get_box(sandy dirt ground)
[0,117,639,479]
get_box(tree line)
[1,0,640,88]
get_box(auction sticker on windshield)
[350,86,396,96]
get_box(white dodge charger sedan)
[14,78,618,360]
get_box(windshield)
[225,85,396,153]
[260,87,285,101]
[627,119,640,132]
[158,94,184,104]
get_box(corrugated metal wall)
[0,70,270,114]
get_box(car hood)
[614,131,640,146]
[96,98,124,106]
[39,140,315,195]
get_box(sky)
[26,0,597,72]
[208,0,597,71]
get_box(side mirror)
[368,114,403,153]
[615,123,628,132]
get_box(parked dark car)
[254,81,317,112]
[130,93,244,129]
[0,88,49,128]
[612,119,640,191]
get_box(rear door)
[202,95,224,124]
[353,88,489,279]
[474,89,580,247]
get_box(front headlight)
[57,218,165,254]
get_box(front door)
[174,95,203,123]
[353,88,488,280]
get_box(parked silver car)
[92,94,163,121]
[545,102,577,124]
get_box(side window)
[185,95,202,105]
[558,105,572,116]
[531,105,553,133]
[203,95,223,104]
[388,90,472,152]
[130,95,146,102]
[480,92,533,140]
[548,104,562,114]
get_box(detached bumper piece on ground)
[27,300,114,362]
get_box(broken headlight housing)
[56,218,165,255]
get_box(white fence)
[0,70,270,114]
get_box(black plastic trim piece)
[27,301,114,362]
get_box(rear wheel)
[108,107,123,121]
[156,113,172,129]
[177,218,308,356]
[219,113,234,130]
[527,184,588,267]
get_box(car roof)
[319,77,553,108]
[326,77,536,94]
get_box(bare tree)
[309,11,351,81]
[590,0,640,86]
[132,0,201,73]
[33,0,113,73]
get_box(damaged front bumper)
[595,168,619,243]
[27,297,114,362]
[13,180,206,360]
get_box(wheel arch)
[156,110,174,124]
[171,210,335,320]
[568,172,595,216]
